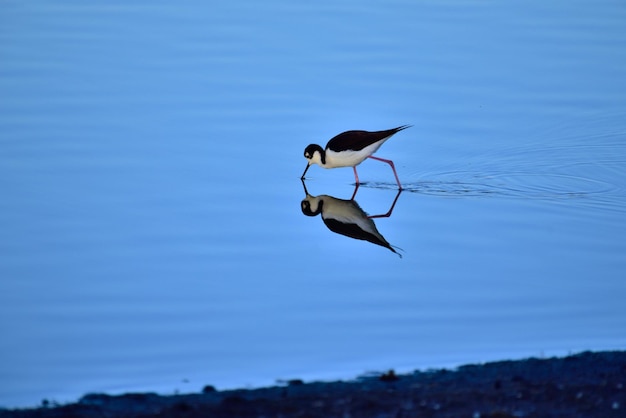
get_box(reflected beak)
[300,178,311,196]
[301,164,311,179]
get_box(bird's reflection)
[301,181,402,257]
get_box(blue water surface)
[1,0,625,408]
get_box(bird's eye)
[305,153,310,158]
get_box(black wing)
[325,125,411,152]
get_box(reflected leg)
[367,188,402,219]
[350,182,360,201]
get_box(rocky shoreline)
[1,350,624,418]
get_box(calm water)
[1,0,626,408]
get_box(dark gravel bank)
[1,350,624,418]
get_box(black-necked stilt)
[300,125,411,189]
[301,181,402,256]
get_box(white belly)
[324,141,384,168]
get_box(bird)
[300,125,411,189]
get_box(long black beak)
[301,164,311,179]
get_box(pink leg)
[353,165,360,185]
[367,156,402,189]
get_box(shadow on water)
[300,180,403,257]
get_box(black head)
[303,144,324,161]
[301,144,326,179]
